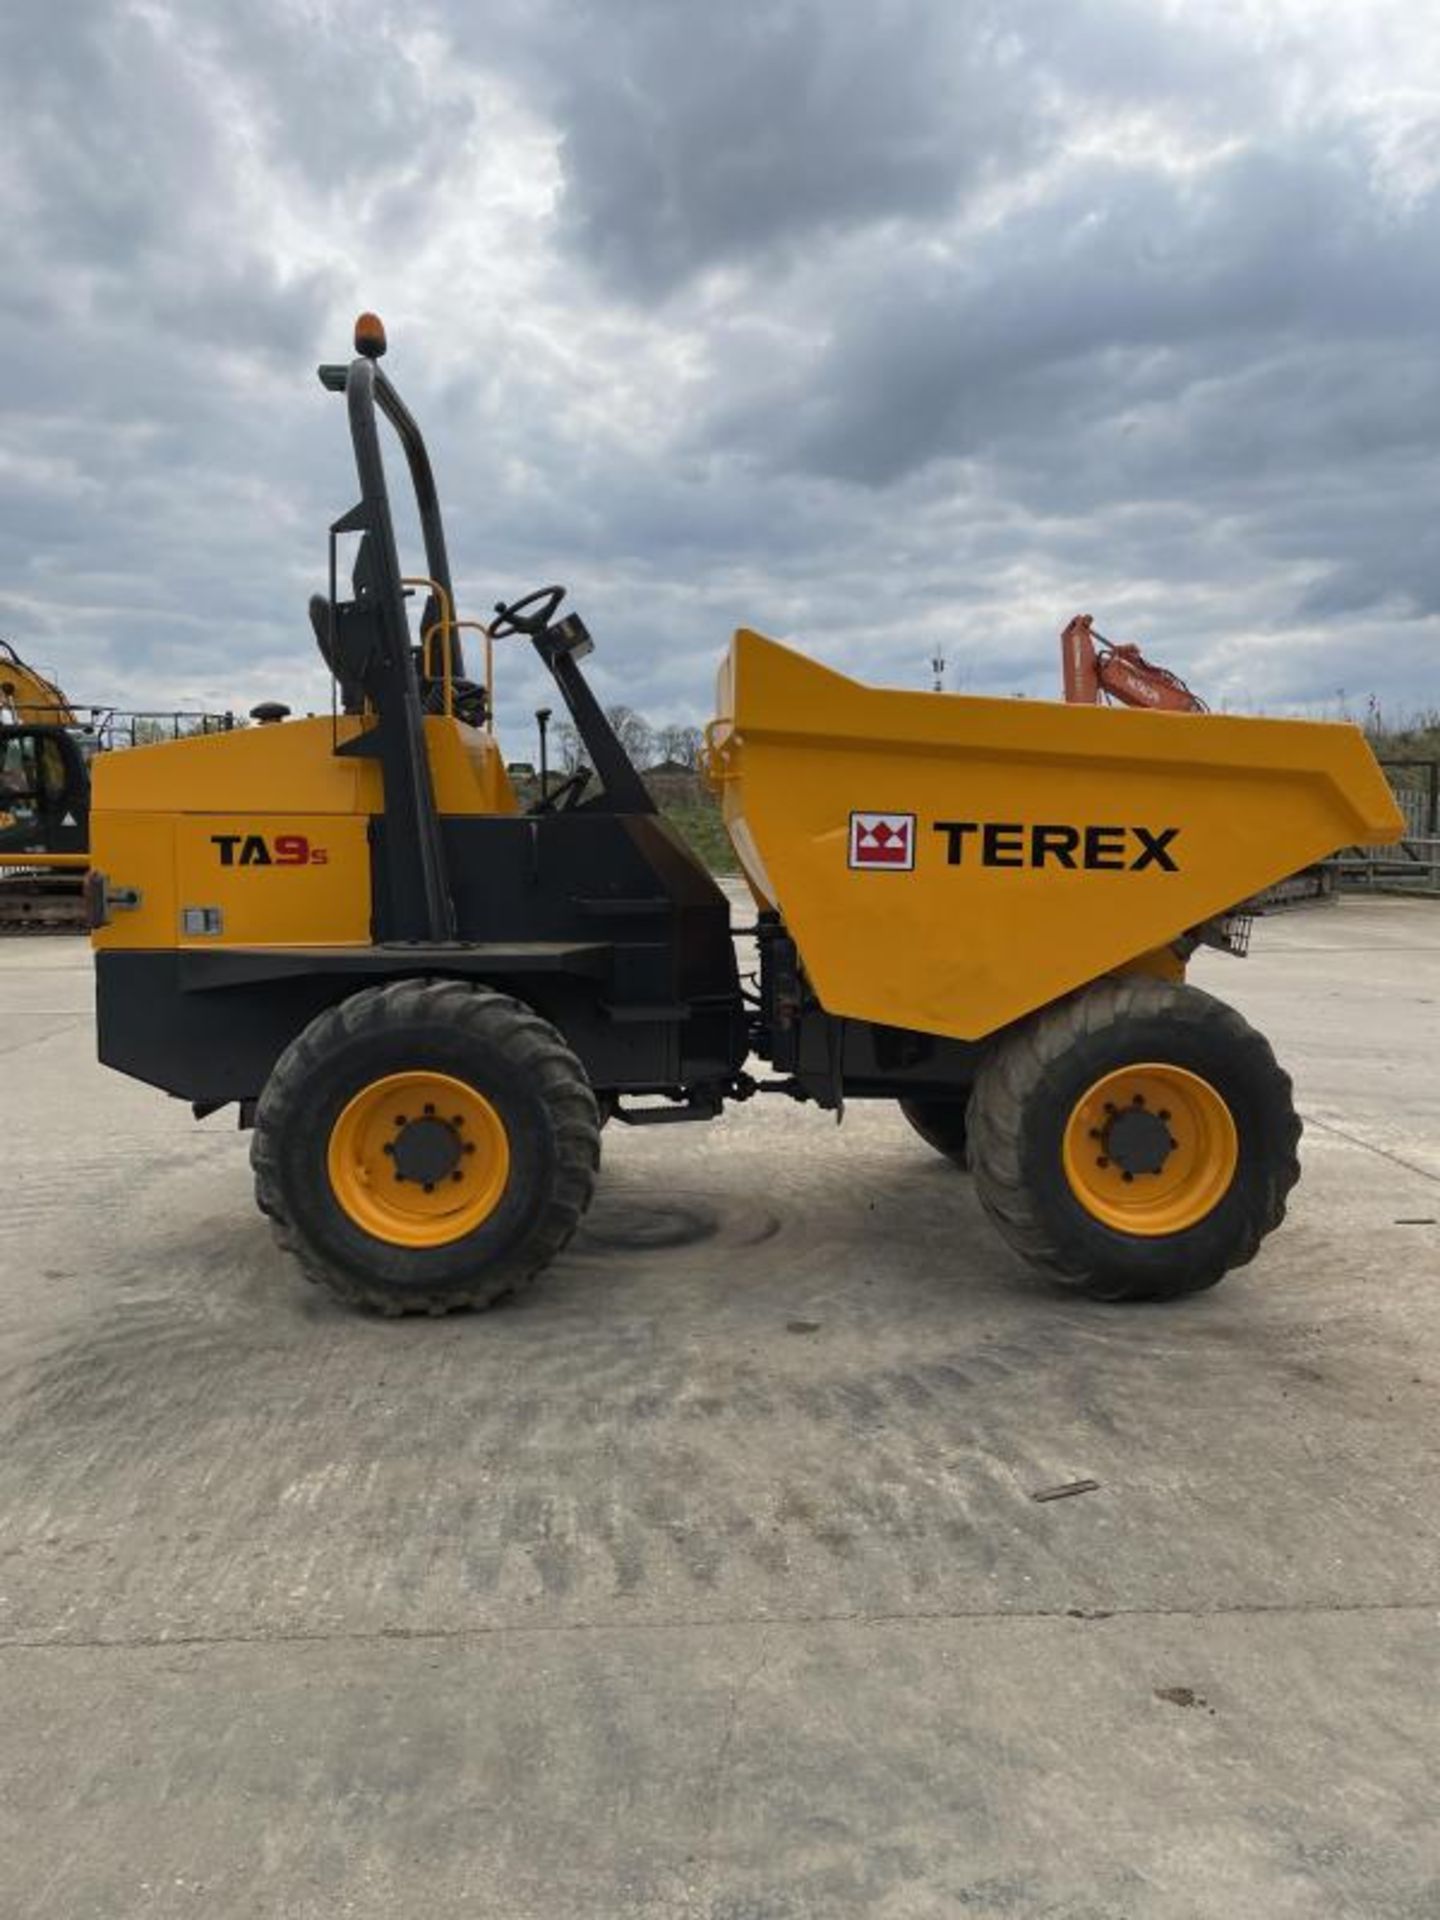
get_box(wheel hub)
[1062,1063,1238,1236]
[390,1112,464,1187]
[327,1070,510,1247]
[1100,1099,1175,1179]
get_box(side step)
[612,1091,722,1126]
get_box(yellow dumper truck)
[88,317,1403,1314]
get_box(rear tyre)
[898,1096,970,1168]
[967,976,1300,1302]
[252,980,600,1316]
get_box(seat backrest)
[309,595,365,713]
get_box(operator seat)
[309,595,365,713]
[309,592,489,728]
[418,672,489,729]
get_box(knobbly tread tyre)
[898,1096,970,1168]
[966,976,1301,1302]
[251,979,600,1316]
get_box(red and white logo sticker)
[849,811,915,871]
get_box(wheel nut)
[1132,1093,1145,1106]
[1122,1171,1135,1183]
[1097,1156,1109,1169]
[463,1142,475,1155]
[423,1181,434,1194]
[452,1115,464,1127]
[451,1171,463,1183]
[424,1103,435,1116]
[394,1114,407,1126]
[382,1142,394,1157]
[1088,1127,1101,1140]
[1158,1109,1171,1122]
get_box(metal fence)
[1383,758,1440,837]
[1330,758,1440,896]
[76,709,237,753]
[1333,837,1440,894]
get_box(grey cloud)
[665,129,1440,670]
[0,0,1435,741]
[706,138,1440,487]
[524,0,1283,302]
[535,0,1045,296]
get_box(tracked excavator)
[0,640,233,929]
[1060,614,1206,712]
[0,642,91,928]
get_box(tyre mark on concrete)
[1303,1114,1440,1185]
[0,1016,86,1058]
[1,1595,1437,1655]
[0,1312,1095,1628]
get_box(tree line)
[553,707,704,774]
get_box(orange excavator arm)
[0,640,79,726]
[1060,614,1206,714]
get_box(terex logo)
[211,833,329,867]
[933,821,1180,872]
[849,811,915,870]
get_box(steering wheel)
[531,766,592,815]
[490,584,565,639]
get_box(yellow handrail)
[408,584,501,731]
[451,620,495,732]
[403,575,455,718]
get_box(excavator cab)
[0,634,240,929]
[0,724,92,929]
[0,726,89,853]
[0,639,91,861]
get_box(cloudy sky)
[2,0,1437,743]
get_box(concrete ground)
[1,896,1437,1919]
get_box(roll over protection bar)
[318,356,464,684]
[317,318,659,938]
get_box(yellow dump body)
[708,629,1403,1043]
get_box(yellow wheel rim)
[326,1070,510,1248]
[1062,1063,1237,1236]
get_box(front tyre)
[252,980,600,1315]
[967,977,1300,1302]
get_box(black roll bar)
[317,323,655,940]
[320,349,454,941]
[320,357,464,681]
